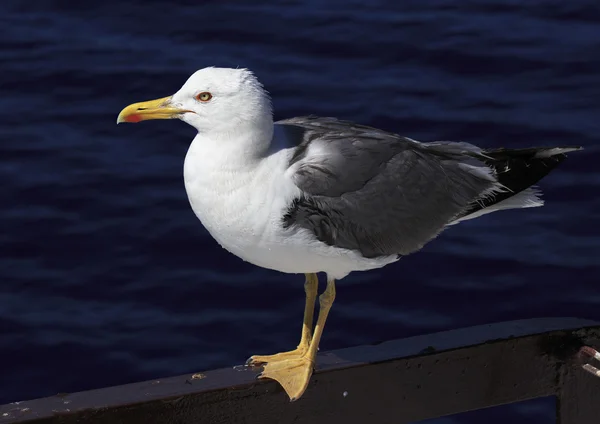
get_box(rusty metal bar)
[1,317,598,424]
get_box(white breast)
[183,134,296,266]
[182,134,399,279]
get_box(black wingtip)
[456,145,580,220]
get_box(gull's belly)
[184,183,398,278]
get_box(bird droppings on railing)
[233,364,248,371]
[1,406,31,420]
[579,346,600,378]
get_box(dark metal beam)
[1,317,599,424]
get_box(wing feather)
[278,116,499,257]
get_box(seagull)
[117,66,581,401]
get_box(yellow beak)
[116,96,190,123]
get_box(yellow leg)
[257,277,336,401]
[247,273,318,365]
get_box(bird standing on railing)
[117,67,581,401]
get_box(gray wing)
[277,116,500,258]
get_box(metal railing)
[1,317,599,424]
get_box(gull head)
[117,67,273,133]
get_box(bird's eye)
[196,92,212,102]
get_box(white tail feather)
[448,187,544,226]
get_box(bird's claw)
[246,354,271,367]
[579,346,600,378]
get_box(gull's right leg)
[246,272,318,365]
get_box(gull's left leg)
[247,273,318,365]
[258,276,336,401]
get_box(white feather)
[448,187,544,225]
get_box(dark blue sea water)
[1,1,599,422]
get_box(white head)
[117,67,273,136]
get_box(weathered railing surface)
[1,317,599,424]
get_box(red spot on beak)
[124,114,143,123]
